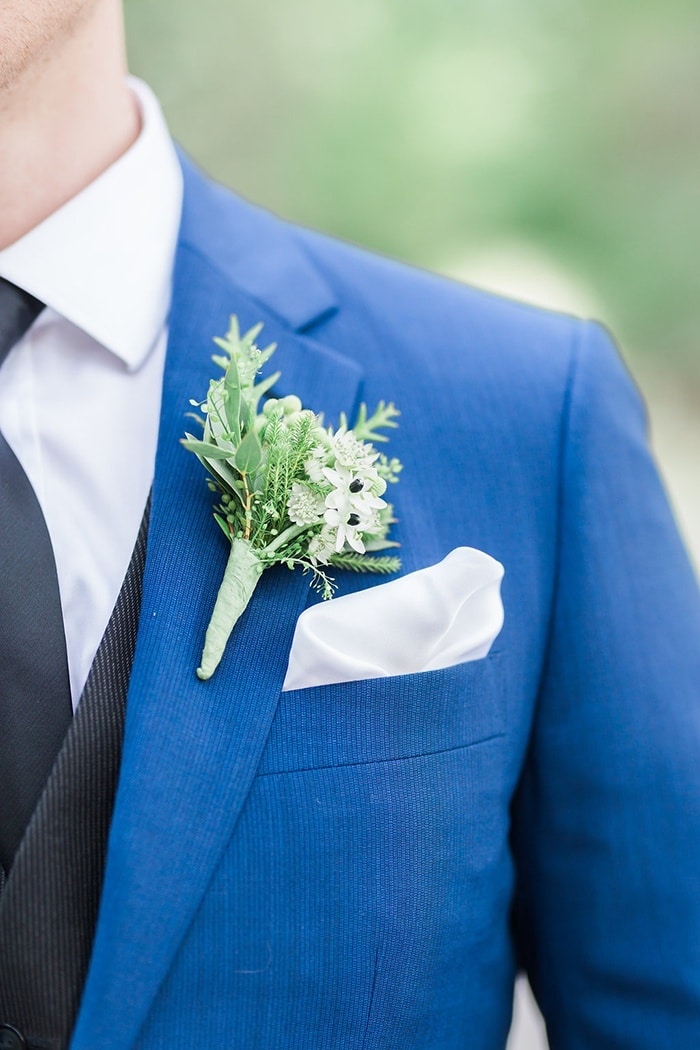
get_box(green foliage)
[181,317,402,587]
[234,429,263,473]
[179,313,405,673]
[181,437,234,460]
[342,401,401,443]
[260,412,319,521]
[213,316,280,424]
[329,553,401,574]
[376,454,402,485]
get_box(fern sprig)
[340,401,400,443]
[329,552,401,574]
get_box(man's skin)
[0,0,138,250]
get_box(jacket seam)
[531,318,587,718]
[256,731,506,778]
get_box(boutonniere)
[182,317,402,679]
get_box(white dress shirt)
[0,78,183,709]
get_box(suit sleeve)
[511,320,700,1048]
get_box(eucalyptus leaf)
[235,429,263,473]
[181,437,234,460]
[363,537,401,552]
[213,463,246,502]
[223,355,242,440]
[187,450,243,503]
[239,398,255,435]
[214,512,231,538]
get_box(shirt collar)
[0,78,183,372]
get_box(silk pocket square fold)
[282,547,505,691]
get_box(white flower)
[287,482,325,527]
[307,527,337,565]
[322,469,387,553]
[330,429,378,471]
[324,507,367,553]
[323,466,386,518]
[305,444,333,484]
[322,465,387,500]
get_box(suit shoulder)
[179,157,601,417]
[292,221,588,406]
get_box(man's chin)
[0,0,97,95]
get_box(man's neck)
[0,0,140,251]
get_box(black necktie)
[0,277,73,875]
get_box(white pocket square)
[282,547,505,691]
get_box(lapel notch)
[175,149,339,334]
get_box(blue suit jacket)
[70,155,700,1049]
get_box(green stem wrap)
[196,538,264,680]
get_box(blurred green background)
[125,0,700,380]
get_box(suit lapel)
[72,162,363,1050]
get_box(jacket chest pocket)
[258,651,505,775]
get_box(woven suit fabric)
[0,500,150,1050]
